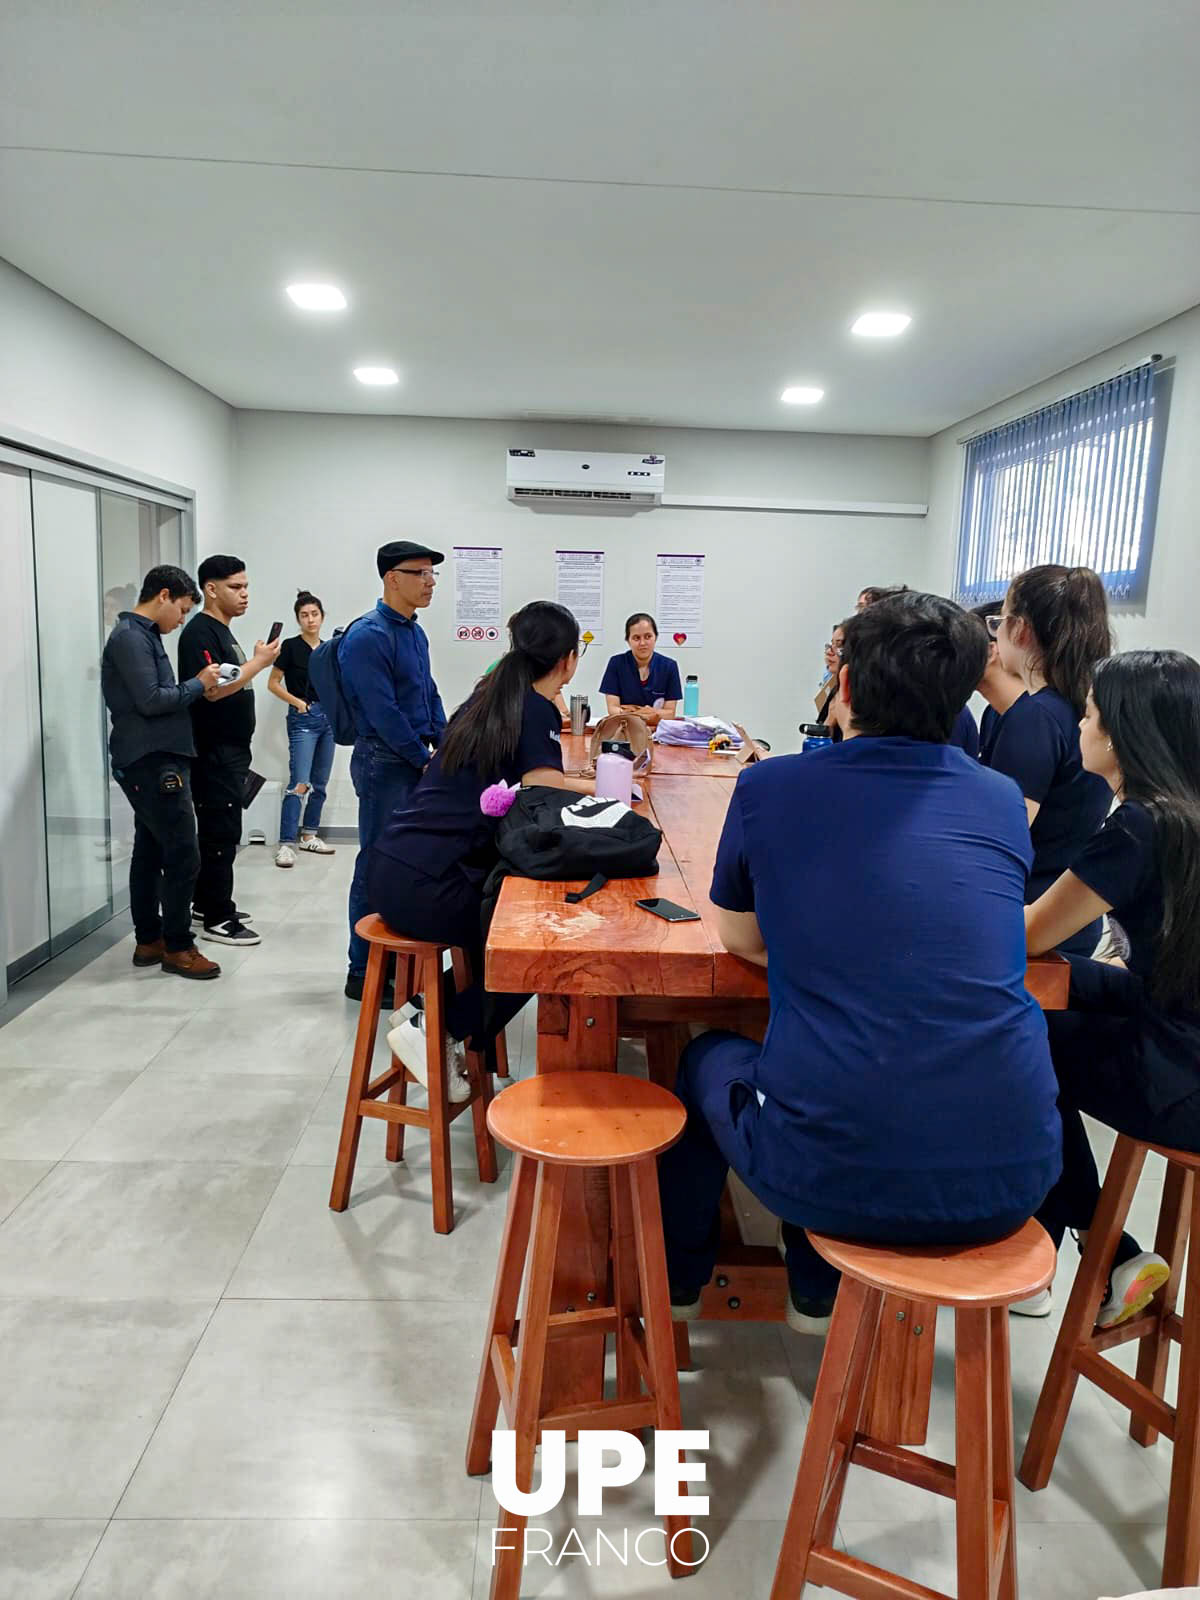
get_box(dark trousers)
[1036,957,1200,1251]
[191,742,249,926]
[348,739,422,977]
[659,1031,1030,1302]
[113,754,201,953]
[367,851,527,1059]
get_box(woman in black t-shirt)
[988,564,1115,954]
[369,601,594,1101]
[1025,650,1200,1327]
[268,590,336,866]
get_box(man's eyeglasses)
[393,566,437,581]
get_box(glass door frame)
[1,434,195,976]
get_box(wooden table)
[485,739,1069,1437]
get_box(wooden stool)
[466,1071,697,1600]
[772,1219,1054,1600]
[328,914,499,1232]
[1021,1134,1200,1587]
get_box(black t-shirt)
[374,690,564,880]
[178,613,255,749]
[985,688,1112,901]
[1071,802,1162,982]
[979,705,1002,764]
[277,635,314,702]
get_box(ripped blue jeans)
[279,705,335,842]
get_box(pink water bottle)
[594,740,634,806]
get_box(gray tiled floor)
[0,845,1180,1597]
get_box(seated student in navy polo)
[599,612,682,729]
[658,591,1062,1333]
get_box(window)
[954,362,1168,606]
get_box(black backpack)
[483,786,662,914]
[307,618,367,746]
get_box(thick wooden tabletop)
[485,745,1068,1010]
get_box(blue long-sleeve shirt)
[101,611,204,767]
[338,600,446,769]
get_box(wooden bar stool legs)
[773,1221,1052,1600]
[1020,1134,1200,1588]
[467,1074,695,1600]
[329,915,498,1231]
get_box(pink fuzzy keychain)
[480,780,519,818]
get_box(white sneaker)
[1096,1251,1170,1329]
[1011,1288,1054,1318]
[387,1002,417,1031]
[298,835,335,854]
[386,1014,473,1104]
[274,844,297,869]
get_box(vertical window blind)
[954,362,1166,606]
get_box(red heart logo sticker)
[673,632,687,645]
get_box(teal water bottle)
[683,675,699,717]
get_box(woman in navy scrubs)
[659,593,1061,1332]
[986,564,1114,954]
[969,601,1025,763]
[368,601,592,1100]
[1026,650,1200,1326]
[599,613,682,728]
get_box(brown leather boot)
[161,946,222,980]
[132,939,165,967]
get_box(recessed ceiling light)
[353,366,400,386]
[851,311,911,338]
[780,385,824,405]
[286,283,347,311]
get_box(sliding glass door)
[1,447,194,983]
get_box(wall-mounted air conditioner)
[506,448,665,510]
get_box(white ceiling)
[2,0,1198,435]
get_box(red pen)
[203,650,213,664]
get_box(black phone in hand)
[267,620,283,643]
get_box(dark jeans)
[1036,956,1200,1252]
[113,754,201,952]
[347,739,422,976]
[367,851,527,1058]
[659,1031,1030,1302]
[280,706,334,842]
[191,741,250,926]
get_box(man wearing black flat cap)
[339,540,447,998]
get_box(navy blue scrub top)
[949,705,980,758]
[374,689,563,881]
[710,737,1061,1227]
[599,650,683,709]
[984,688,1111,951]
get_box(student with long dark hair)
[987,564,1114,953]
[1024,650,1200,1325]
[368,601,592,1100]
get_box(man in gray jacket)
[101,566,222,978]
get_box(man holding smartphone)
[178,554,281,946]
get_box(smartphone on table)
[636,898,701,923]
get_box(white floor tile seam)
[102,1150,295,1529]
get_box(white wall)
[232,413,932,822]
[926,303,1200,661]
[0,258,236,535]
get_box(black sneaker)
[343,973,396,1007]
[193,908,252,928]
[200,919,262,947]
[669,1287,702,1323]
[786,1292,835,1336]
